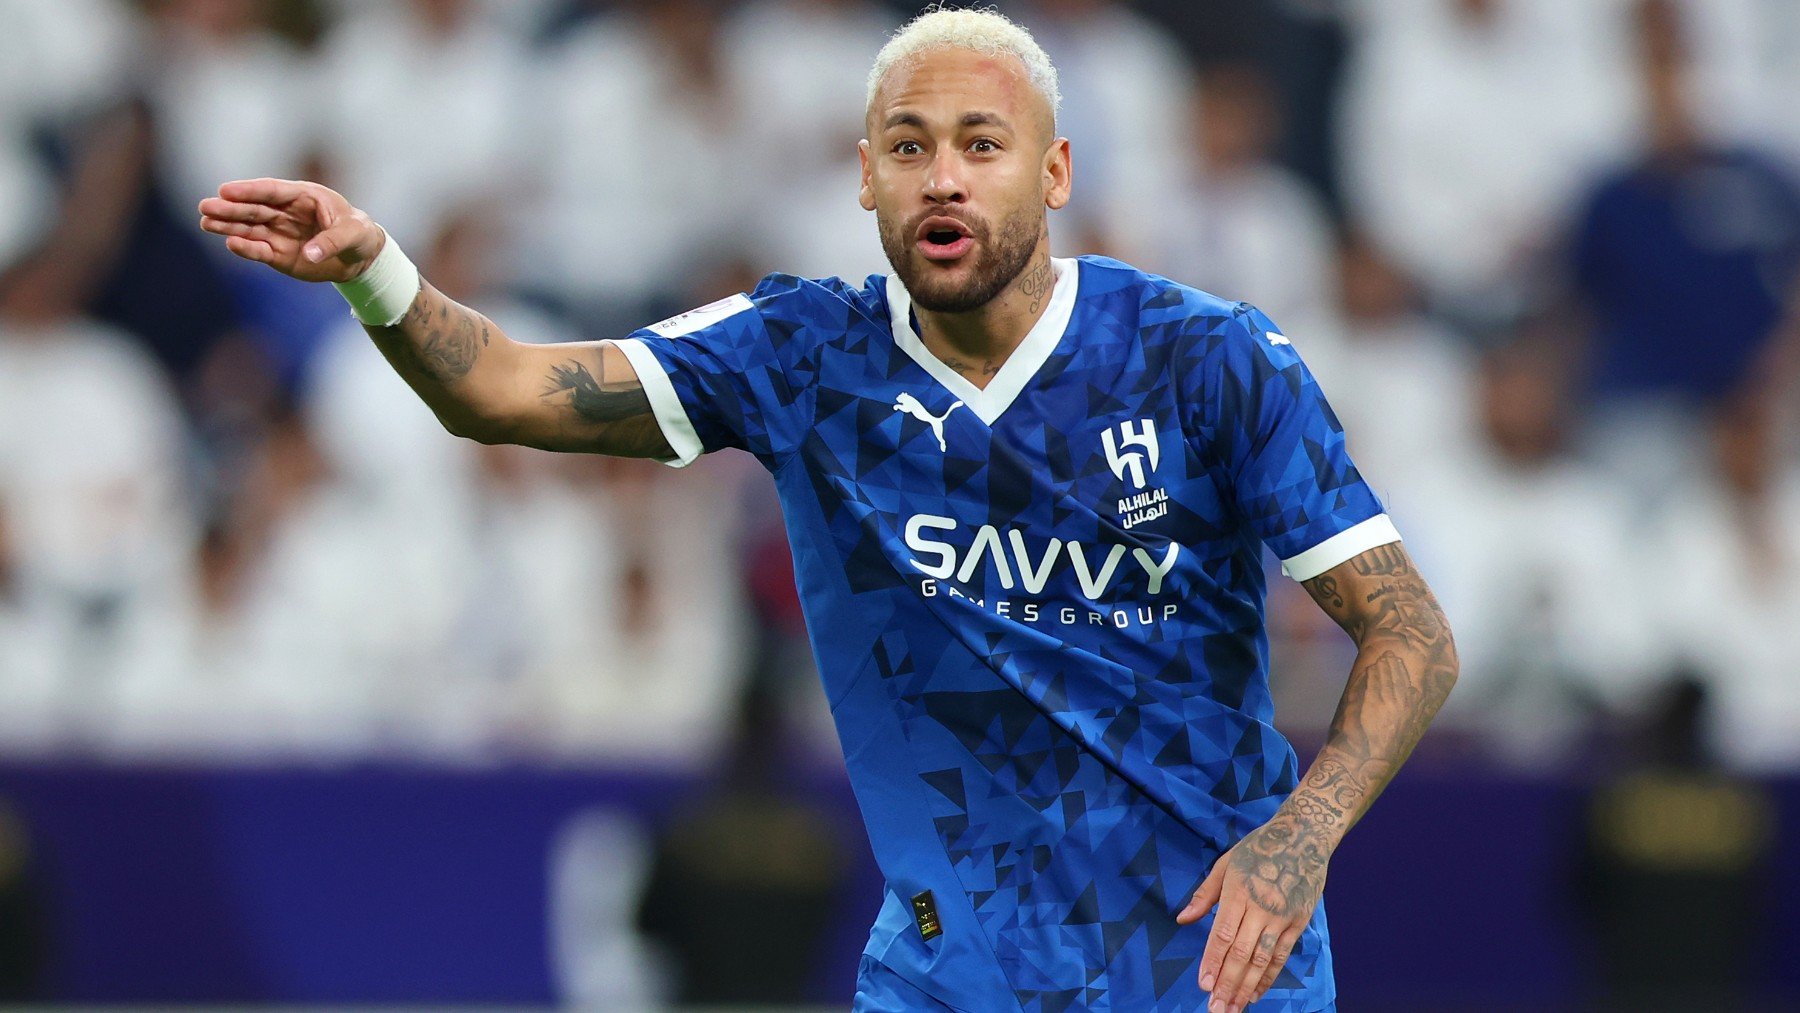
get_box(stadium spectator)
[1641,390,1800,772]
[0,0,140,271]
[145,0,321,212]
[522,0,750,335]
[730,0,896,283]
[0,246,197,753]
[1569,0,1800,492]
[1015,0,1193,260]
[1319,234,1479,508]
[524,451,752,764]
[1134,0,1355,214]
[1408,342,1658,768]
[311,0,534,249]
[1147,62,1344,358]
[724,0,895,177]
[145,0,342,389]
[1338,0,1636,323]
[1743,0,1800,170]
[186,402,396,756]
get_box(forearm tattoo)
[370,283,489,384]
[1287,544,1459,840]
[366,282,667,457]
[1216,547,1454,925]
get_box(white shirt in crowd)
[312,2,535,247]
[1024,0,1194,261]
[0,319,196,751]
[148,15,320,217]
[1644,469,1800,773]
[523,11,747,313]
[0,0,139,269]
[1337,0,1636,309]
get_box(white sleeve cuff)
[1280,514,1402,582]
[608,338,704,468]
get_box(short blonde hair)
[865,6,1062,129]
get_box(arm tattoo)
[375,288,488,383]
[544,360,651,423]
[536,348,667,456]
[1230,543,1458,903]
[363,282,668,457]
[1216,546,1455,923]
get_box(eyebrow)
[881,110,1015,133]
[960,111,1012,132]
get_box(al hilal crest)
[1103,419,1168,530]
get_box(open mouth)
[916,216,975,261]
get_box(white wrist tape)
[332,231,421,327]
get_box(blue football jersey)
[612,256,1396,1012]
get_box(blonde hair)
[866,6,1061,129]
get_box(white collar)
[884,257,1080,425]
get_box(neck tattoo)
[1019,257,1053,315]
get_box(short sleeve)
[1195,304,1399,581]
[608,276,814,468]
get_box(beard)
[877,204,1043,314]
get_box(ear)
[858,139,877,211]
[1043,137,1072,211]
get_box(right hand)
[197,178,384,284]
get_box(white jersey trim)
[608,337,704,468]
[885,258,1079,426]
[1280,514,1402,582]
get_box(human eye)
[969,137,1001,155]
[892,139,924,156]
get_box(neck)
[914,240,1057,390]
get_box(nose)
[923,154,966,205]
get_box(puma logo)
[893,392,965,452]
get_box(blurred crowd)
[0,0,1796,774]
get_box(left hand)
[1176,815,1332,1012]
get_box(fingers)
[1197,893,1244,999]
[197,197,281,224]
[216,177,310,205]
[223,235,279,266]
[1211,919,1277,1013]
[199,216,273,241]
[1249,924,1304,1003]
[1176,862,1225,925]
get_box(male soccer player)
[197,10,1456,1012]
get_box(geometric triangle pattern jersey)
[612,256,1397,1011]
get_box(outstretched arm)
[197,177,672,457]
[1177,541,1458,1012]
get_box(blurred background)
[0,0,1796,1008]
